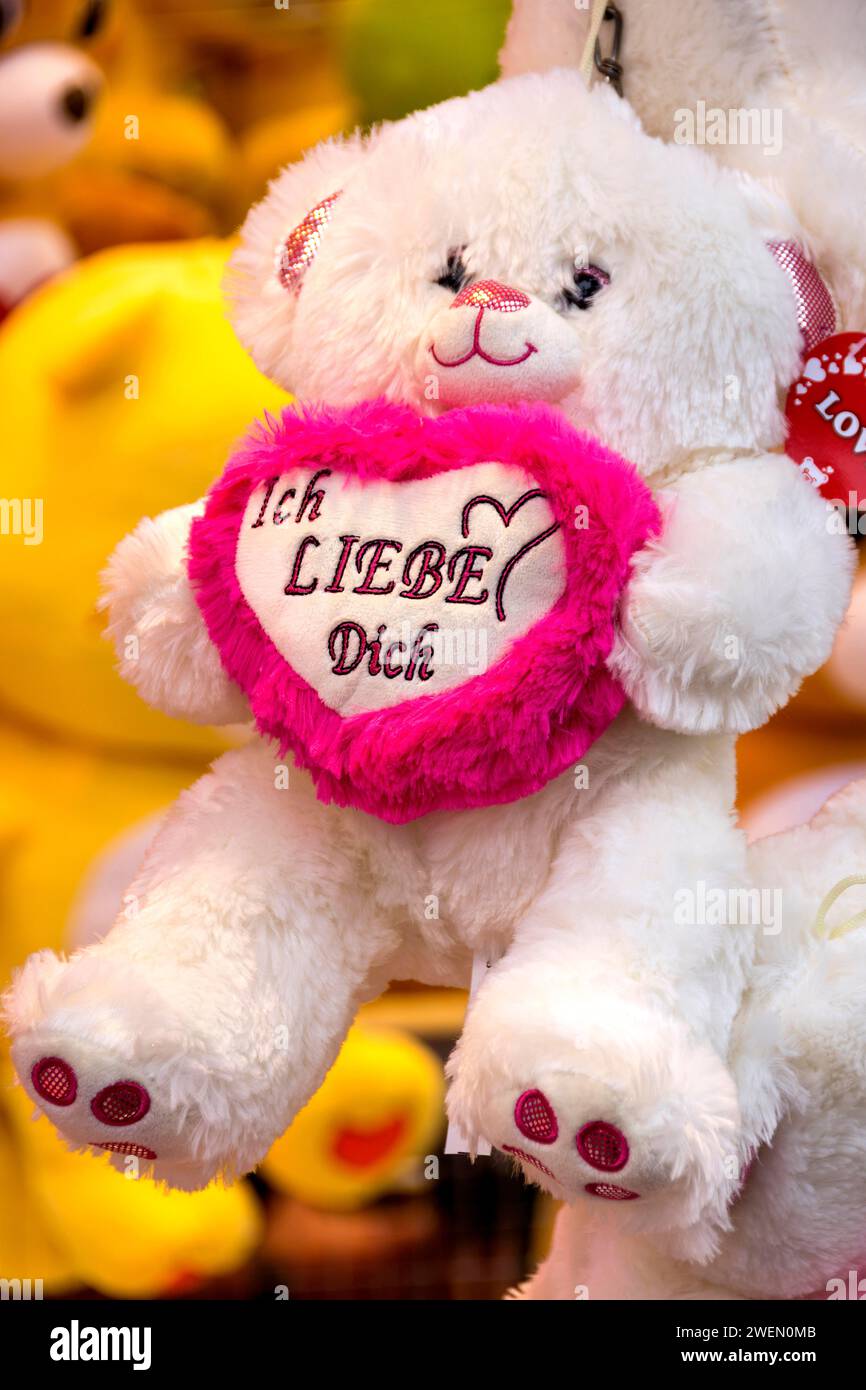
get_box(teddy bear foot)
[446,974,743,1234]
[5,948,286,1191]
[15,1031,177,1172]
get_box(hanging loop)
[813,873,866,941]
[594,4,624,97]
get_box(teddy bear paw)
[446,997,742,1228]
[13,1029,199,1180]
[6,950,239,1190]
[490,1077,675,1203]
[505,1089,640,1200]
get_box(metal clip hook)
[594,3,624,97]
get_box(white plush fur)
[517,780,866,1299]
[4,72,855,1264]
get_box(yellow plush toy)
[263,1023,445,1212]
[0,236,285,758]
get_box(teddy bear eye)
[561,264,611,311]
[435,250,468,294]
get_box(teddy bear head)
[229,68,804,478]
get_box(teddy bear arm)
[101,502,251,726]
[608,453,855,735]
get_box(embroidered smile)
[429,309,537,369]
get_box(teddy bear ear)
[226,134,366,380]
[724,169,839,353]
[274,191,343,295]
[766,239,838,354]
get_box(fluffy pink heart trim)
[188,400,658,822]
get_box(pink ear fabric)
[275,191,342,294]
[767,239,838,353]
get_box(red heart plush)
[188,400,658,823]
[785,331,866,506]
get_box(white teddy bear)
[5,70,854,1263]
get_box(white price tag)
[443,946,504,1156]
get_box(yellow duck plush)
[263,1023,445,1212]
[0,237,446,1290]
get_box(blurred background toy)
[0,0,244,317]
[63,3,237,254]
[0,0,109,313]
[336,0,510,125]
[139,0,511,209]
[140,0,354,212]
[0,235,285,761]
[262,1022,444,1211]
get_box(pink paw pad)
[585,1182,640,1201]
[576,1119,629,1172]
[94,1140,157,1160]
[31,1056,77,1106]
[90,1080,151,1127]
[514,1088,559,1144]
[502,1144,557,1180]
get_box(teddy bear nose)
[451,279,531,313]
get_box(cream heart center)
[235,461,566,717]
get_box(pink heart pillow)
[188,400,658,822]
